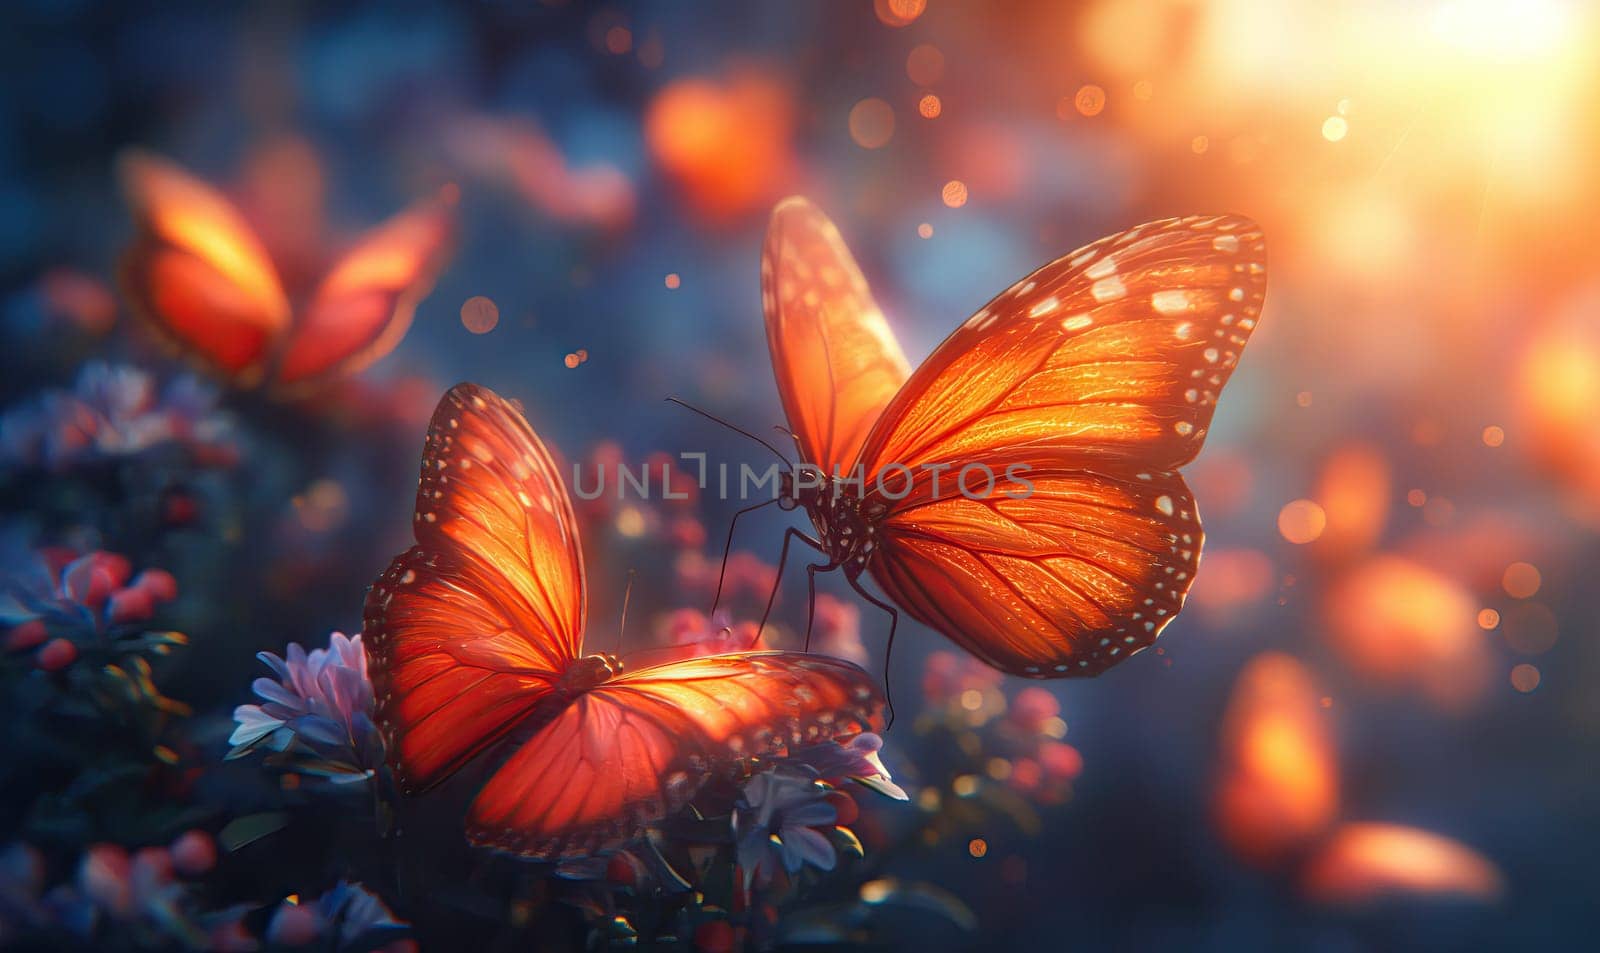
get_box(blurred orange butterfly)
[726,198,1267,681]
[363,383,882,859]
[1214,652,1503,904]
[118,149,454,393]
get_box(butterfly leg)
[846,575,901,729]
[756,526,824,643]
[709,499,778,620]
[803,563,820,652]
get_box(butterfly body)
[779,471,883,577]
[560,652,625,693]
[760,198,1266,679]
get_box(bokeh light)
[906,44,945,85]
[1510,663,1542,692]
[459,295,499,335]
[1074,85,1106,117]
[874,0,927,28]
[1278,499,1327,544]
[1214,653,1339,866]
[849,98,896,149]
[1301,823,1505,905]
[645,70,794,222]
[1323,556,1490,711]
[1501,561,1541,598]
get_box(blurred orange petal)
[1188,547,1275,622]
[1397,511,1549,593]
[1516,300,1600,520]
[1214,653,1339,866]
[1322,556,1490,711]
[1302,823,1504,905]
[645,69,795,223]
[1312,442,1391,563]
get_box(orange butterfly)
[118,149,454,393]
[363,383,883,859]
[734,198,1266,679]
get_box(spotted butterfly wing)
[364,383,882,859]
[364,383,584,792]
[763,201,1267,677]
[467,653,880,858]
[763,197,911,474]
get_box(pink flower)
[921,650,1002,705]
[228,632,382,782]
[786,733,909,800]
[266,882,408,949]
[811,594,867,666]
[733,772,838,888]
[0,363,234,471]
[1006,687,1061,734]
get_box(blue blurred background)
[4,1,1600,950]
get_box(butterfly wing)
[858,215,1267,676]
[858,215,1266,473]
[363,383,587,793]
[118,150,292,385]
[868,465,1202,676]
[763,197,911,474]
[468,653,881,858]
[275,193,455,389]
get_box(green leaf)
[219,811,290,851]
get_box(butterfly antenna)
[665,397,792,467]
[617,569,636,655]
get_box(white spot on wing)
[1151,290,1193,315]
[1029,296,1060,318]
[1091,275,1126,303]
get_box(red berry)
[605,853,639,888]
[5,619,48,652]
[133,568,179,603]
[268,903,320,946]
[693,920,735,953]
[1009,757,1042,792]
[36,638,79,671]
[825,789,859,826]
[95,552,133,588]
[79,844,132,916]
[169,830,216,876]
[108,587,155,625]
[1039,742,1083,781]
[131,847,174,893]
[161,490,201,527]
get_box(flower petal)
[783,826,837,872]
[251,677,301,710]
[228,705,284,747]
